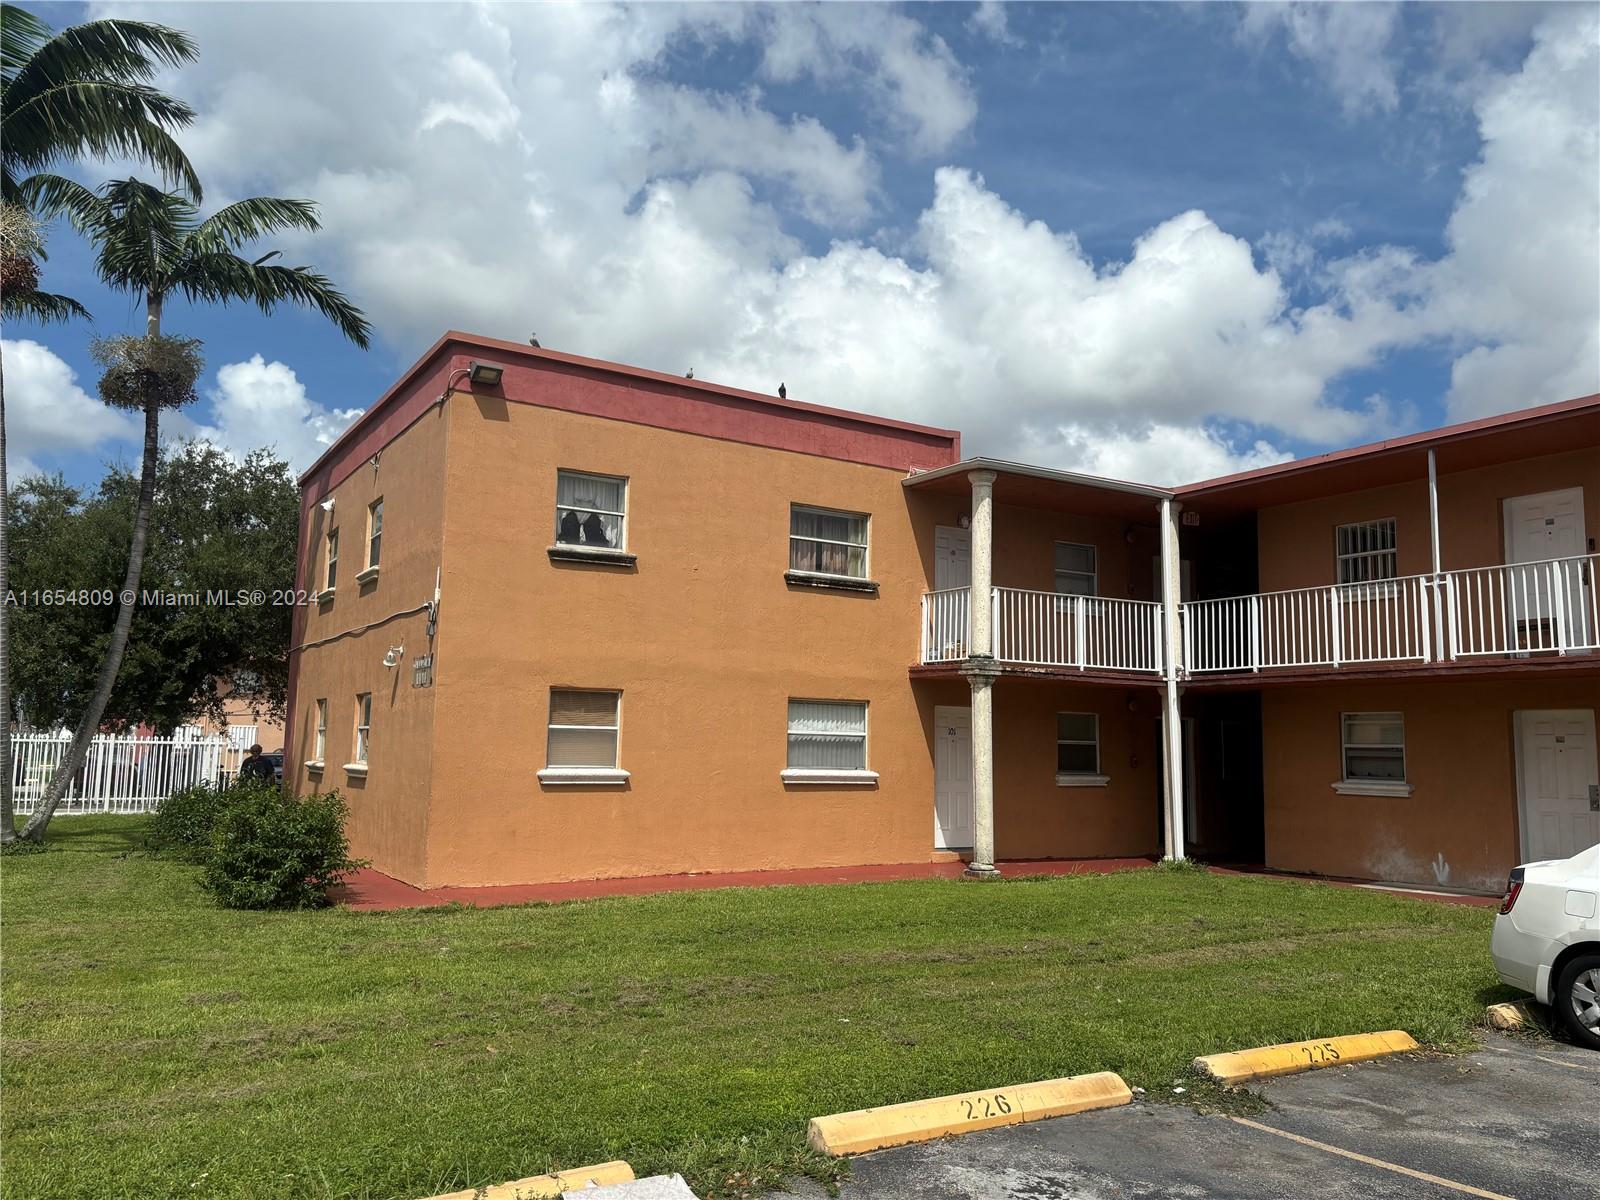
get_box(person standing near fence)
[238,745,274,783]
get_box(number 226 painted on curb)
[959,1092,1014,1121]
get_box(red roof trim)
[299,331,960,490]
[1177,393,1600,498]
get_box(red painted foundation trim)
[333,857,1159,911]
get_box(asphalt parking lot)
[820,1031,1599,1199]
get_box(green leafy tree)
[0,2,199,841]
[17,178,369,841]
[9,442,299,735]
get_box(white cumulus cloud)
[172,356,363,474]
[1,339,139,478]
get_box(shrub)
[200,785,361,910]
[147,783,232,859]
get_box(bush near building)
[148,779,361,909]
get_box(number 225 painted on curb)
[1299,1042,1342,1065]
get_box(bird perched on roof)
[685,368,694,379]
[528,333,541,348]
[778,382,787,399]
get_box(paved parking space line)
[1484,1042,1600,1073]
[1226,1116,1519,1200]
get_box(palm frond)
[195,197,322,248]
[18,173,103,225]
[6,16,197,95]
[1,287,91,323]
[175,252,371,348]
[0,4,51,85]
[4,81,200,197]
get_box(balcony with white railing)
[918,554,1597,678]
[919,586,1164,674]
[1182,553,1598,675]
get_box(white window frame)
[539,688,628,785]
[1335,518,1398,587]
[323,528,339,596]
[1333,710,1411,797]
[357,498,383,582]
[782,698,878,786]
[347,692,371,773]
[308,699,327,770]
[1053,541,1098,597]
[788,504,871,581]
[554,469,628,552]
[1055,711,1108,787]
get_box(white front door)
[1504,488,1590,650]
[934,705,974,850]
[935,525,971,591]
[1516,710,1600,862]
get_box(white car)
[1491,843,1600,1050]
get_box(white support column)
[964,667,1000,879]
[968,470,997,657]
[1158,497,1187,861]
[965,468,1000,879]
[1427,448,1445,661]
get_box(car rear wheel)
[1554,952,1600,1051]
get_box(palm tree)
[16,179,371,841]
[0,3,199,842]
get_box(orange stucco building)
[288,333,1599,893]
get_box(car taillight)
[1498,880,1522,915]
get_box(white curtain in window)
[556,472,626,548]
[789,507,867,577]
[787,700,866,769]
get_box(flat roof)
[904,456,1173,518]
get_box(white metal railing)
[10,732,239,815]
[1183,575,1434,673]
[1445,554,1598,658]
[993,588,1163,673]
[919,586,1162,673]
[920,587,972,662]
[920,553,1596,678]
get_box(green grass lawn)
[2,817,1508,1200]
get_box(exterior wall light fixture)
[468,360,505,387]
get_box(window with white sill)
[540,689,626,783]
[784,699,875,783]
[1338,712,1408,795]
[789,505,868,579]
[1056,712,1107,785]
[555,470,626,551]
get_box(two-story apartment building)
[287,332,1599,893]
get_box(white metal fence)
[10,732,244,816]
[920,587,972,663]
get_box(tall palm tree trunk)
[0,340,14,843]
[20,299,163,841]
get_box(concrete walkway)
[332,857,1159,911]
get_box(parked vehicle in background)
[1492,843,1600,1050]
[264,750,284,782]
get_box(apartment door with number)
[934,705,974,850]
[1504,488,1590,650]
[935,525,971,591]
[1516,710,1599,862]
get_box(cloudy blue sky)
[6,1,1597,486]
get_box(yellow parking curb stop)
[807,1071,1132,1157]
[421,1160,635,1200]
[1193,1030,1419,1084]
